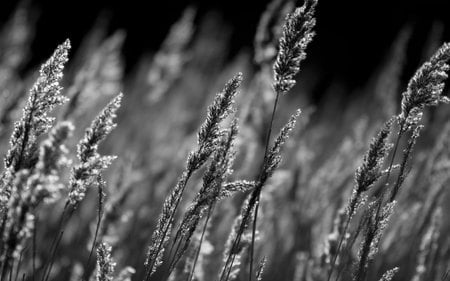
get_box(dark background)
[1,0,450,92]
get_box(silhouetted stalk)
[327,121,403,281]
[188,204,214,281]
[144,169,193,281]
[1,204,30,280]
[248,91,280,281]
[40,202,72,281]
[83,182,105,281]
[43,230,64,281]
[14,249,23,281]
[327,217,351,281]
[373,122,404,230]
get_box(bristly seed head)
[273,0,317,94]
[68,93,122,206]
[399,42,450,129]
[4,39,71,172]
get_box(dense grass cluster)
[0,1,449,281]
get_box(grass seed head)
[273,0,317,94]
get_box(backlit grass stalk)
[329,42,450,281]
[327,119,394,281]
[42,94,122,280]
[220,109,301,281]
[247,1,317,280]
[0,40,70,215]
[352,201,396,281]
[143,73,242,280]
[168,119,239,273]
[68,93,122,207]
[84,176,107,281]
[0,121,73,280]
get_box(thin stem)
[328,122,404,281]
[221,90,281,281]
[334,216,367,281]
[40,202,71,281]
[32,216,37,281]
[219,186,258,281]
[326,216,351,281]
[83,183,105,281]
[224,244,240,281]
[354,124,405,281]
[373,124,404,227]
[9,258,14,281]
[144,170,193,281]
[187,205,214,281]
[167,228,183,270]
[167,236,183,275]
[248,201,259,281]
[14,249,24,281]
[43,230,64,281]
[0,248,10,280]
[248,90,281,281]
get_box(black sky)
[1,0,450,91]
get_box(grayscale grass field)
[0,1,449,281]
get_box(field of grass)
[0,1,449,281]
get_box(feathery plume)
[36,122,73,175]
[3,39,70,173]
[170,119,238,269]
[68,93,122,206]
[197,74,242,154]
[353,201,396,281]
[144,73,242,279]
[0,171,35,268]
[348,119,393,218]
[0,122,73,277]
[399,43,450,129]
[261,109,301,183]
[273,0,317,94]
[31,121,74,205]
